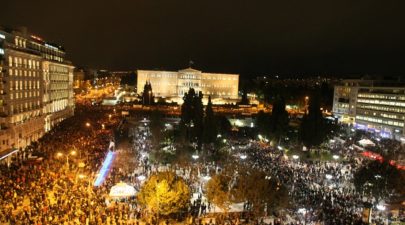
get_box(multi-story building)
[333,79,405,140]
[137,68,239,104]
[0,27,74,163]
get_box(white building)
[0,27,74,163]
[137,68,239,104]
[333,79,405,140]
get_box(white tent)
[358,139,375,147]
[109,182,136,198]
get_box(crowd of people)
[0,106,123,225]
[0,104,403,225]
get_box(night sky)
[2,0,405,77]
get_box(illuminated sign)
[0,34,5,39]
[30,35,43,41]
[0,48,4,55]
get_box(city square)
[1,1,405,225]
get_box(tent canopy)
[358,139,375,147]
[109,182,136,198]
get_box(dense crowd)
[0,106,404,225]
[0,106,122,225]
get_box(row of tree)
[180,89,218,148]
[136,168,289,221]
[178,87,334,150]
[205,164,289,215]
[256,91,335,150]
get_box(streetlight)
[304,96,309,113]
[292,155,299,160]
[332,155,340,160]
[192,154,199,160]
[85,122,91,127]
[56,150,76,167]
[240,154,247,160]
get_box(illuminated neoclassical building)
[137,68,239,104]
[0,27,74,162]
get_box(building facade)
[137,68,239,104]
[333,80,405,140]
[0,27,74,162]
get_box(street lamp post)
[57,150,76,168]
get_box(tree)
[203,96,217,144]
[206,166,289,216]
[217,115,232,135]
[239,89,250,105]
[299,92,327,149]
[354,160,405,203]
[256,110,271,137]
[193,91,204,148]
[137,171,191,218]
[180,88,204,146]
[232,166,289,215]
[142,81,154,105]
[150,110,164,147]
[269,96,289,143]
[205,173,232,212]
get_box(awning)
[0,148,19,161]
[109,182,136,198]
[358,139,375,147]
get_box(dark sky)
[2,0,405,77]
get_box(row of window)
[358,110,405,120]
[49,65,69,74]
[16,37,65,60]
[142,81,236,89]
[10,109,41,124]
[10,102,41,116]
[50,99,68,113]
[336,103,349,108]
[49,83,69,90]
[8,56,40,70]
[14,37,27,48]
[357,99,405,107]
[358,93,405,101]
[49,74,69,81]
[179,74,200,79]
[357,103,405,114]
[202,84,236,88]
[10,91,41,100]
[10,80,40,91]
[178,90,234,96]
[182,82,199,87]
[43,54,63,62]
[49,91,69,100]
[355,115,404,127]
[9,69,40,77]
[144,73,238,81]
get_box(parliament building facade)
[137,68,239,104]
